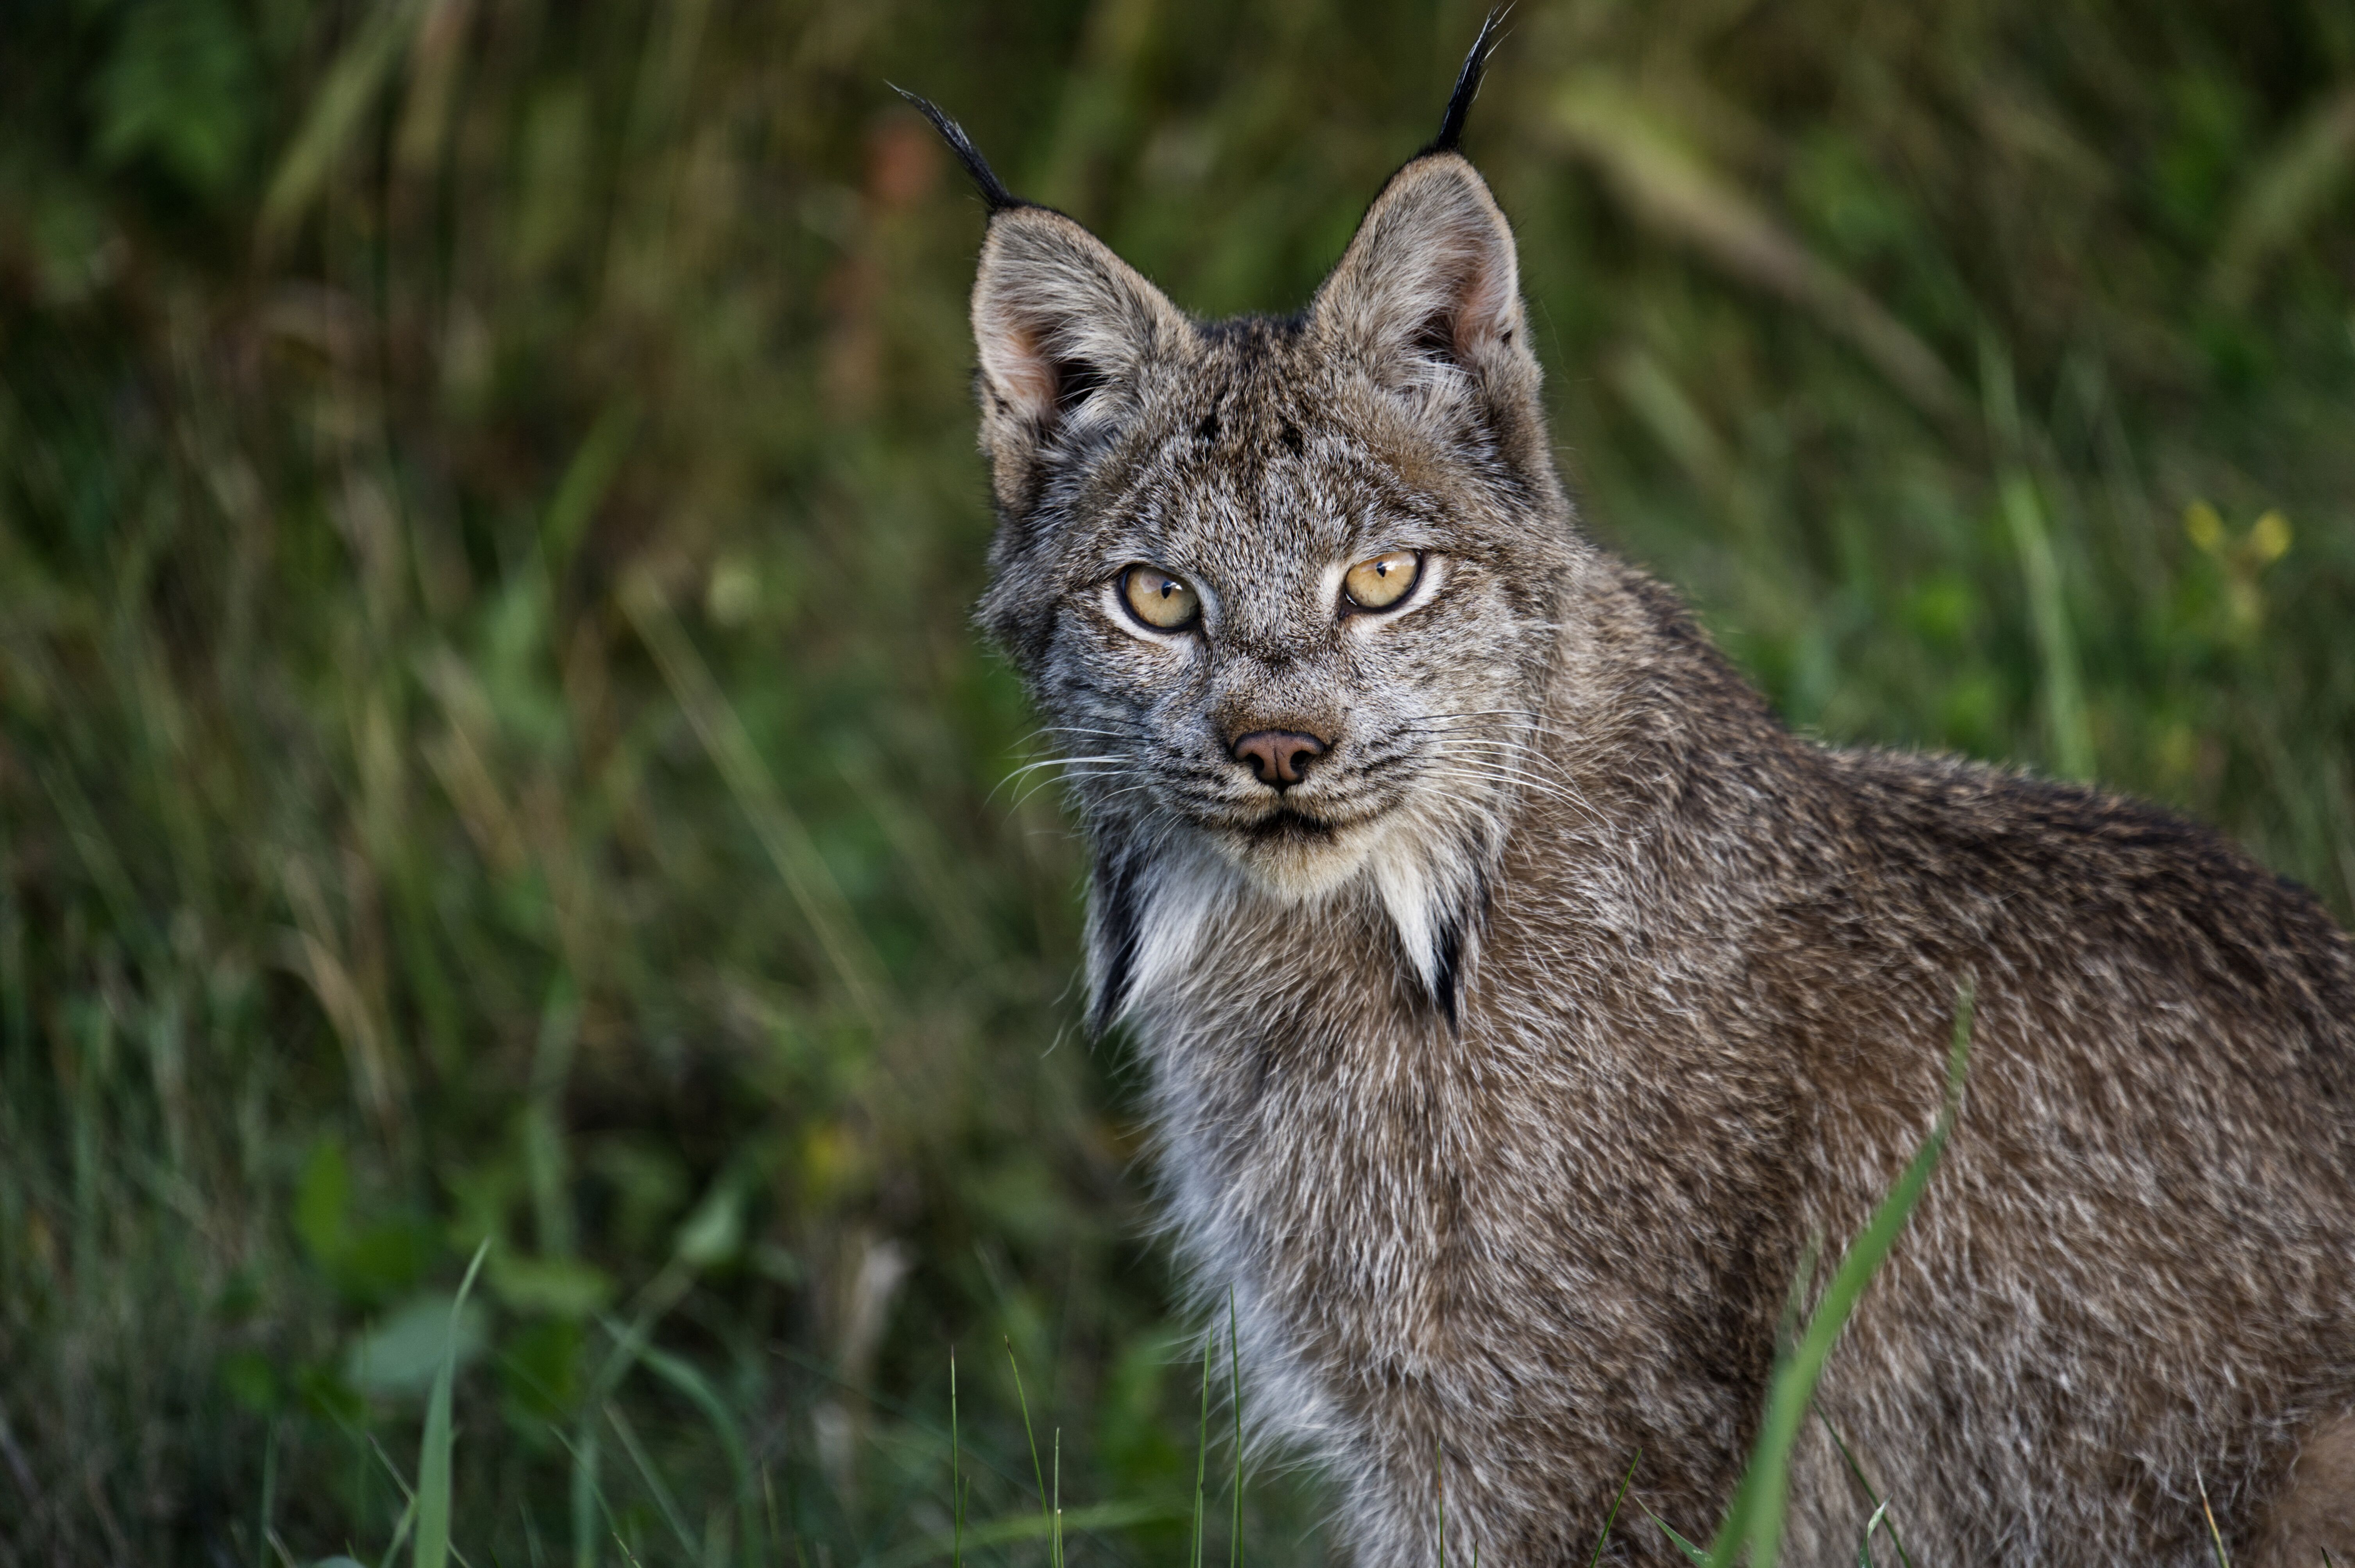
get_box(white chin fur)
[1220,818,1382,903]
[1167,800,1477,1008]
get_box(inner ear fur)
[972,208,1188,437]
[1310,153,1530,392]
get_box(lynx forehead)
[911,20,2355,1568]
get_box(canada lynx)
[908,25,2355,1566]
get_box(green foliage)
[2,0,2352,1561]
[91,0,266,197]
[416,1243,489,1568]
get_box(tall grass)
[3,0,2352,1559]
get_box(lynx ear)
[971,208,1188,464]
[1310,154,1530,401]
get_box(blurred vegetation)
[2,0,2352,1560]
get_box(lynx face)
[1014,339,1561,897]
[965,154,1579,1014]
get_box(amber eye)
[1343,550,1421,611]
[1120,564,1201,630]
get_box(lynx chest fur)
[907,32,2355,1567]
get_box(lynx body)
[911,38,2355,1565]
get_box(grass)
[3,0,2353,1560]
[385,1043,1967,1568]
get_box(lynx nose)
[1231,730,1327,789]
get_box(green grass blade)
[1647,1508,1712,1566]
[1708,986,1973,1568]
[1817,1410,1916,1568]
[357,1432,421,1568]
[570,1423,600,1568]
[1587,1452,1640,1568]
[950,1349,963,1568]
[548,1423,633,1568]
[1857,1500,1889,1568]
[865,1502,1185,1568]
[1228,1288,1243,1568]
[605,1400,699,1562]
[1004,1339,1052,1543]
[256,1421,278,1568]
[415,1240,490,1568]
[1192,1329,1212,1568]
[376,1493,419,1568]
[636,1342,759,1568]
[257,0,428,244]
[620,571,885,1027]
[540,402,640,573]
[1980,337,2092,782]
[1777,1236,1821,1358]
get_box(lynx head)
[907,22,1583,1027]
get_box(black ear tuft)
[890,85,1025,214]
[1422,9,1507,158]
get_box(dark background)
[3,0,2351,1559]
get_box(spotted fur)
[913,41,2355,1566]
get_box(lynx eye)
[1343,550,1421,611]
[1119,564,1201,631]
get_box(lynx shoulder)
[907,26,2355,1565]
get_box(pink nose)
[1230,730,1327,788]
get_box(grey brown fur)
[911,40,2355,1566]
